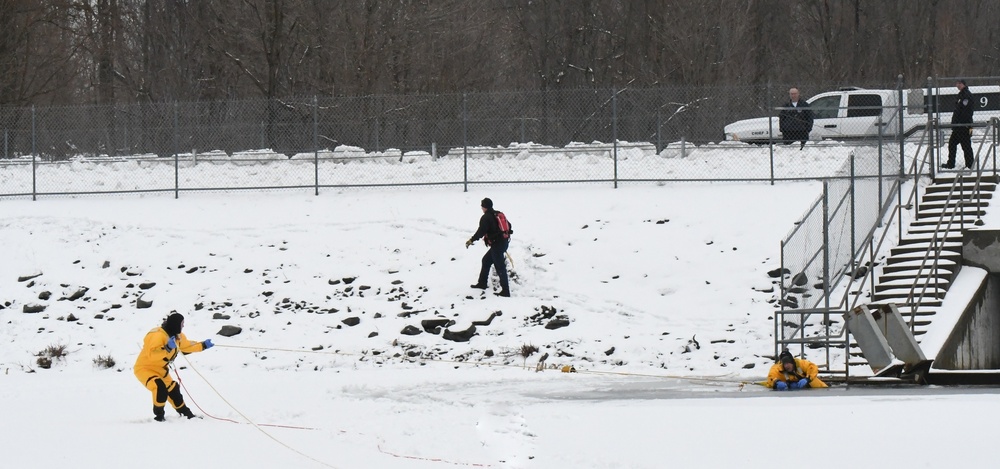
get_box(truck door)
[841,93,885,138]
[808,94,845,140]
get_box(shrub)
[93,355,116,369]
[34,344,69,370]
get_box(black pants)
[947,127,974,168]
[781,131,809,146]
[478,239,510,293]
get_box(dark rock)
[742,363,756,369]
[328,279,341,285]
[65,287,89,301]
[18,273,43,282]
[767,268,790,278]
[101,261,110,268]
[38,291,52,300]
[400,325,422,336]
[421,318,452,333]
[342,277,356,284]
[484,349,494,357]
[139,282,156,290]
[852,266,869,279]
[791,272,808,286]
[545,318,570,330]
[391,280,403,285]
[218,325,242,337]
[604,346,615,356]
[136,297,153,309]
[358,285,371,291]
[788,286,807,294]
[212,313,231,320]
[311,345,324,351]
[442,325,477,342]
[472,311,501,326]
[186,267,198,274]
[342,317,360,327]
[23,303,47,313]
[368,332,379,338]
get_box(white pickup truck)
[724,86,1000,143]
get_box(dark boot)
[496,289,510,297]
[176,405,196,419]
[153,405,166,422]
[470,283,487,290]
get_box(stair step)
[867,297,942,308]
[872,288,947,301]
[876,270,953,284]
[898,232,964,245]
[922,192,994,203]
[874,277,950,293]
[916,208,987,220]
[878,258,958,275]
[924,182,996,194]
[908,218,979,229]
[884,250,961,265]
[931,173,1000,184]
[889,241,962,256]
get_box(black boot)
[496,289,510,297]
[176,405,196,419]
[470,283,487,290]
[153,405,166,422]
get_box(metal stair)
[846,173,998,369]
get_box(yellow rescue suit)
[133,327,207,417]
[766,358,828,389]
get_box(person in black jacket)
[466,197,511,297]
[944,79,975,169]
[778,87,814,149]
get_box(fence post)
[927,76,936,178]
[173,102,179,199]
[311,96,318,196]
[897,74,905,177]
[850,151,856,268]
[767,82,775,185]
[877,116,884,227]
[656,107,662,153]
[31,105,36,201]
[612,88,618,189]
[822,181,831,310]
[462,93,468,192]
[777,239,785,358]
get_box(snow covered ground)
[1,142,998,469]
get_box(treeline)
[2,0,998,107]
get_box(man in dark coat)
[778,87,814,149]
[466,197,511,297]
[944,79,975,169]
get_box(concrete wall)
[965,229,1000,271]
[935,273,1000,369]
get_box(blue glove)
[794,378,810,389]
[202,339,214,350]
[165,336,177,352]
[774,381,788,391]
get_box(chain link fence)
[0,81,953,198]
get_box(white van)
[723,86,1000,143]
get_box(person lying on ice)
[766,349,828,390]
[133,312,214,421]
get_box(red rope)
[172,364,493,467]
[172,365,316,430]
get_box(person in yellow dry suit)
[766,349,828,390]
[133,312,213,421]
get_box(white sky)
[1,142,998,469]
